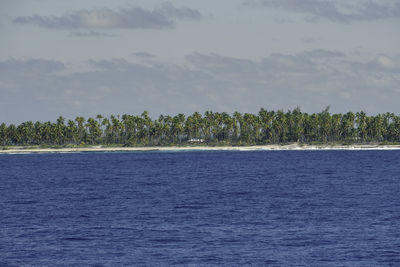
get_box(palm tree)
[172,113,186,144]
[356,111,367,142]
[7,124,18,145]
[0,123,7,145]
[318,107,331,142]
[232,111,243,143]
[75,117,86,144]
[86,117,102,144]
[102,117,112,144]
[330,114,342,141]
[272,110,288,143]
[303,113,318,142]
[66,120,78,144]
[110,115,124,144]
[54,116,66,145]
[185,112,203,141]
[340,112,356,141]
[141,111,153,145]
[291,107,304,142]
[2,109,400,146]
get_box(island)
[1,108,400,153]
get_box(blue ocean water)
[1,150,400,266]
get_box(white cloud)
[133,52,156,58]
[13,3,203,30]
[244,0,400,23]
[70,30,117,37]
[1,52,399,123]
[375,55,397,70]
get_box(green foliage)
[379,141,400,145]
[1,108,400,146]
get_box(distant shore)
[1,144,400,154]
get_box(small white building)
[188,138,205,143]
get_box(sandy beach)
[1,144,400,154]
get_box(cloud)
[156,2,203,20]
[1,52,400,123]
[0,58,65,74]
[369,55,400,71]
[70,30,117,37]
[88,58,135,70]
[244,0,400,23]
[347,55,400,73]
[13,3,203,30]
[133,52,156,58]
[304,49,345,58]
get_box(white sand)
[1,144,400,154]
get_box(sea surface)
[1,150,400,266]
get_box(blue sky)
[1,0,400,123]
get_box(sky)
[1,0,400,123]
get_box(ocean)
[1,150,400,266]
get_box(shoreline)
[1,144,400,154]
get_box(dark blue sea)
[1,150,400,266]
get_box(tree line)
[1,108,400,146]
